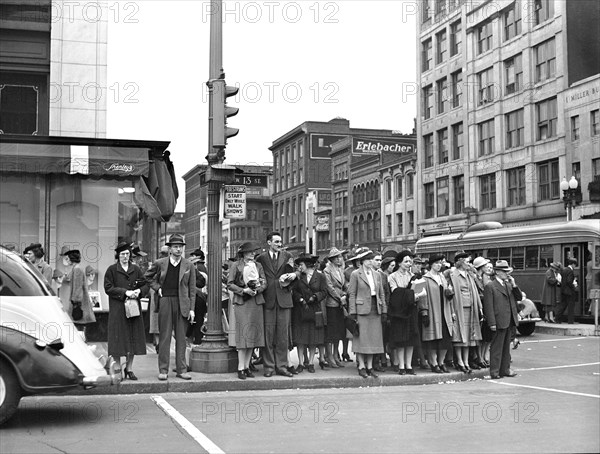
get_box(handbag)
[344,315,359,337]
[300,303,316,322]
[124,298,141,318]
[71,302,83,321]
[315,310,325,328]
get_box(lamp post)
[560,176,579,222]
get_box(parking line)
[489,381,600,399]
[152,395,225,454]
[518,361,600,371]
[522,337,597,343]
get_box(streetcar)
[415,220,600,333]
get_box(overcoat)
[447,268,482,343]
[483,279,522,330]
[68,263,96,324]
[540,268,561,307]
[291,269,328,345]
[348,268,386,316]
[420,272,455,341]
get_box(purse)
[124,298,141,318]
[71,302,83,321]
[315,311,325,328]
[344,315,359,337]
[300,303,316,322]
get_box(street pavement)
[2,331,598,453]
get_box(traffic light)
[211,79,239,148]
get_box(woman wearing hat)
[388,250,426,375]
[322,247,348,368]
[348,249,387,378]
[228,242,266,379]
[447,252,483,373]
[541,262,562,323]
[104,242,148,380]
[291,253,328,373]
[472,256,494,367]
[61,248,96,338]
[420,254,454,373]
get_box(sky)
[106,1,418,211]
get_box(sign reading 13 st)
[224,185,246,219]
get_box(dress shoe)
[367,369,378,378]
[276,368,293,377]
[342,353,353,362]
[307,364,316,373]
[157,373,168,381]
[237,370,247,380]
[373,364,384,372]
[502,370,518,377]
[490,374,501,379]
[405,368,416,375]
[124,369,138,380]
[398,368,407,375]
[430,365,443,374]
[295,364,304,373]
[439,364,450,373]
[244,368,255,378]
[263,370,274,377]
[319,361,330,370]
[176,372,192,380]
[469,362,481,370]
[287,366,298,375]
[358,368,369,378]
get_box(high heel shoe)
[512,339,521,350]
[319,361,330,370]
[342,353,353,362]
[334,358,345,368]
[295,364,304,373]
[124,369,138,380]
[237,370,246,380]
[307,364,315,373]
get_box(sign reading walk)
[223,185,246,219]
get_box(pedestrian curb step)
[534,322,598,337]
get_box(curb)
[532,323,598,337]
[63,369,488,396]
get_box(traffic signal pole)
[189,0,237,373]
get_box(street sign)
[234,173,268,187]
[223,185,246,219]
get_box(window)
[536,97,558,140]
[422,39,433,72]
[477,21,493,55]
[424,134,434,168]
[453,175,464,214]
[437,77,448,114]
[450,20,462,56]
[385,179,392,201]
[424,182,435,218]
[451,70,462,108]
[407,210,415,234]
[407,173,414,198]
[571,115,580,141]
[593,158,600,181]
[435,0,446,18]
[477,66,495,105]
[298,141,304,158]
[423,84,434,119]
[537,159,560,201]
[591,110,599,136]
[396,213,403,236]
[438,128,448,164]
[480,173,497,210]
[507,167,526,206]
[535,38,556,83]
[572,162,581,182]
[436,29,447,64]
[534,0,554,25]
[504,54,522,94]
[505,109,524,149]
[421,1,431,24]
[452,122,463,160]
[504,3,521,41]
[386,215,392,236]
[395,175,402,199]
[478,119,495,156]
[298,170,303,184]
[262,210,270,221]
[437,177,449,217]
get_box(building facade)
[416,0,600,238]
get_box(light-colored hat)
[327,247,346,259]
[494,260,513,273]
[473,257,491,269]
[550,261,562,270]
[354,248,374,261]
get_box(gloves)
[381,313,388,324]
[422,314,430,327]
[308,295,317,304]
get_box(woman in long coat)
[227,242,266,380]
[447,252,483,373]
[420,254,454,373]
[61,248,96,336]
[104,242,148,380]
[322,247,348,368]
[291,253,328,373]
[540,262,561,323]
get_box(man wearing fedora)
[483,260,522,379]
[145,234,196,380]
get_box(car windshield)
[0,248,52,297]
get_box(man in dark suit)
[255,232,297,377]
[145,234,196,381]
[483,260,523,379]
[557,258,578,324]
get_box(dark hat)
[23,243,42,255]
[294,252,318,266]
[238,242,259,255]
[413,256,424,265]
[130,243,147,257]
[166,234,185,246]
[115,241,131,254]
[381,256,395,269]
[382,249,397,259]
[454,251,470,261]
[327,247,346,259]
[190,248,203,257]
[494,260,513,273]
[428,253,446,265]
[566,258,578,266]
[395,250,414,264]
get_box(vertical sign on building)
[223,185,246,219]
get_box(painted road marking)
[518,362,600,371]
[522,337,598,343]
[489,381,600,399]
[152,395,225,454]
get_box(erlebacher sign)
[353,137,414,154]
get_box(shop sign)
[315,215,330,232]
[317,191,332,206]
[223,185,246,219]
[352,137,414,155]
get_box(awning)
[0,142,150,176]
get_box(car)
[0,246,120,425]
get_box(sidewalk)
[69,343,487,396]
[533,320,599,337]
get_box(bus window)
[512,247,524,269]
[563,246,581,267]
[499,248,511,263]
[526,246,539,269]
[488,248,499,261]
[540,245,553,269]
